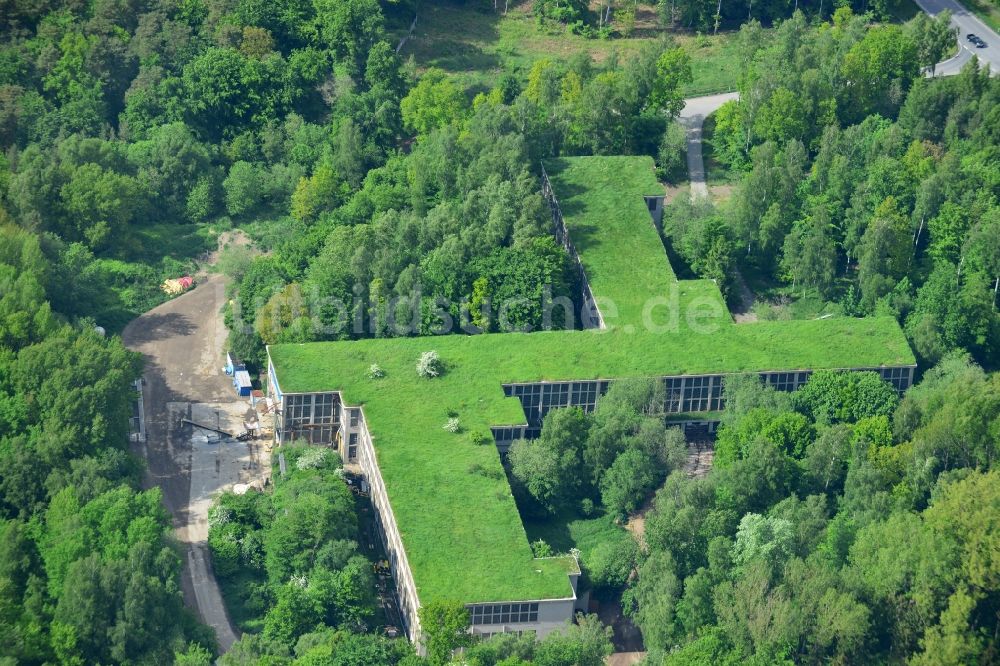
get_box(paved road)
[914,0,1000,72]
[122,275,241,652]
[678,92,740,199]
[932,45,974,76]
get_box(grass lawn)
[545,156,735,326]
[269,156,914,609]
[524,510,632,564]
[683,32,743,96]
[128,221,219,265]
[390,0,760,96]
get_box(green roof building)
[266,156,916,643]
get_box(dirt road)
[122,274,245,651]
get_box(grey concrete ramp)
[679,92,740,200]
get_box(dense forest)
[0,233,214,662]
[2,0,999,662]
[501,358,1000,664]
[665,10,1000,369]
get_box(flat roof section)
[543,156,730,330]
[268,156,916,608]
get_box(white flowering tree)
[416,350,443,378]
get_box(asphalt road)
[932,46,974,76]
[914,0,1000,73]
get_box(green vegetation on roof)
[543,156,729,329]
[268,156,915,607]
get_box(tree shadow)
[424,40,503,73]
[128,224,215,264]
[397,1,503,75]
[520,508,577,553]
[122,312,198,346]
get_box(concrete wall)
[337,403,364,463]
[468,597,577,640]
[644,195,664,230]
[353,406,423,643]
[541,167,604,330]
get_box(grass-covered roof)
[268,156,915,607]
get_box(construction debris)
[162,276,195,295]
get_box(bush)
[471,430,492,446]
[208,525,242,578]
[295,447,333,471]
[281,445,342,473]
[416,350,443,378]
[657,121,688,183]
[533,0,587,26]
[443,417,460,433]
[531,539,554,558]
[367,363,384,379]
[600,448,658,520]
[186,176,219,222]
[793,371,899,424]
[224,161,264,217]
[217,243,255,282]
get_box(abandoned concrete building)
[265,156,916,645]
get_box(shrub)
[367,363,385,379]
[531,539,554,558]
[471,430,492,446]
[657,121,688,183]
[295,447,332,471]
[443,417,460,433]
[416,350,443,378]
[208,525,242,578]
[281,445,342,472]
[240,530,265,567]
[208,504,233,529]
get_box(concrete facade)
[467,596,579,640]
